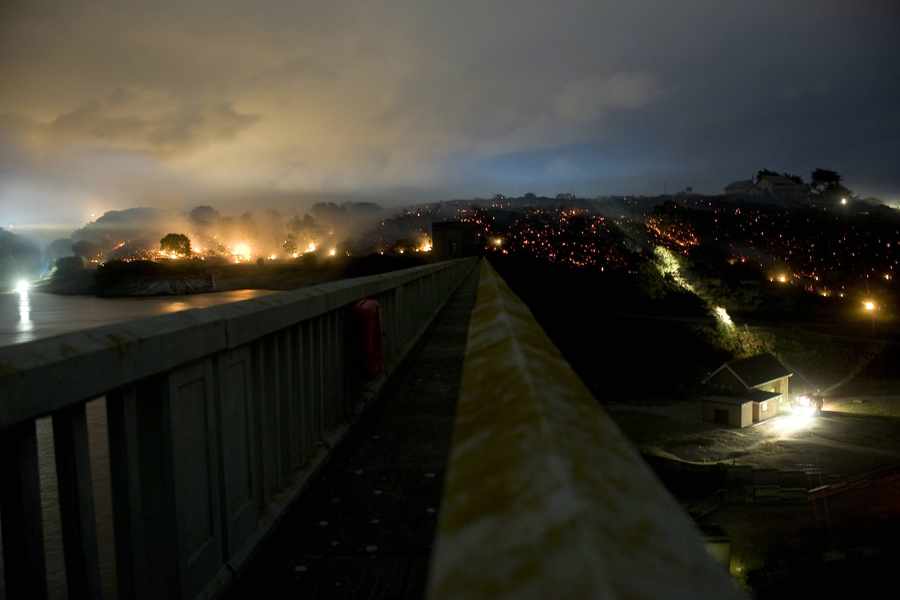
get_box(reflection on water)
[0,288,275,598]
[18,288,33,333]
[0,288,273,347]
[160,301,191,314]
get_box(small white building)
[701,353,793,428]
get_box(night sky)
[1,1,899,227]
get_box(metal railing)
[0,258,477,600]
[428,260,746,599]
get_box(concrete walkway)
[225,269,479,599]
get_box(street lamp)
[863,299,878,335]
[840,197,848,206]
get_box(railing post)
[107,381,179,600]
[214,347,259,562]
[394,285,405,361]
[325,312,337,428]
[277,332,294,479]
[52,403,102,599]
[0,421,48,600]
[289,326,305,469]
[260,337,281,496]
[313,318,325,435]
[299,322,315,459]
[335,311,348,420]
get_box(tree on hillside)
[810,168,842,193]
[160,233,191,256]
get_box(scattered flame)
[232,242,252,262]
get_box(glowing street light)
[863,300,877,312]
[840,197,848,206]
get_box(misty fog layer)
[1,0,899,226]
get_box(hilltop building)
[756,174,809,201]
[723,179,758,195]
[723,173,809,202]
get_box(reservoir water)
[0,288,275,599]
[0,288,274,347]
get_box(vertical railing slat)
[300,322,314,459]
[0,420,48,600]
[106,386,143,599]
[263,336,281,494]
[314,318,325,437]
[107,380,179,600]
[290,326,304,469]
[278,332,294,479]
[52,403,103,599]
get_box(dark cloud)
[5,92,258,156]
[1,0,899,225]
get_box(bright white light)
[713,306,734,328]
[772,399,816,435]
[863,300,877,312]
[840,198,848,205]
[231,242,252,261]
[14,279,30,294]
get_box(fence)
[0,258,477,600]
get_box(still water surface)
[0,289,275,599]
[0,288,274,347]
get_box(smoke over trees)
[53,201,388,264]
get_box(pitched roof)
[725,353,792,387]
